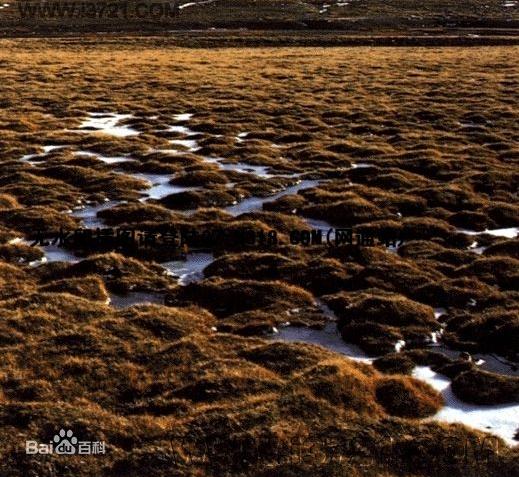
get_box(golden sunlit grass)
[0,39,517,476]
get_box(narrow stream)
[413,366,519,446]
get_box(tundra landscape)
[0,31,518,477]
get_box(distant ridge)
[0,0,518,35]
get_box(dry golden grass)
[0,40,517,476]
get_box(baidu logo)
[53,429,77,454]
[26,428,106,455]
